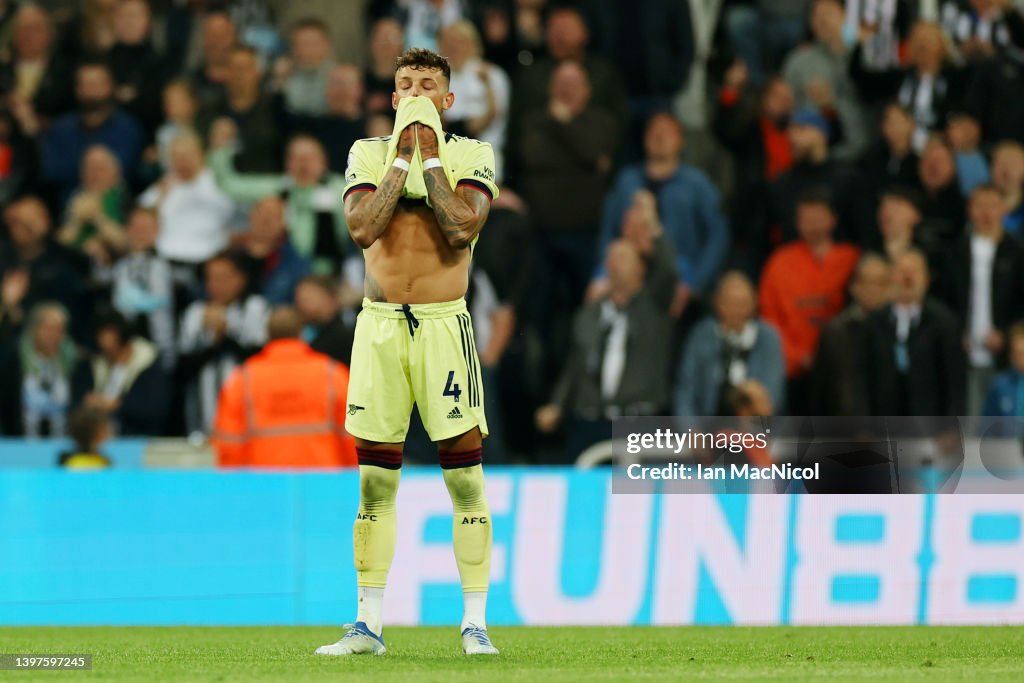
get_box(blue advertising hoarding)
[0,469,1021,625]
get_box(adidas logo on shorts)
[448,406,463,419]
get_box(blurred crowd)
[2,0,1024,465]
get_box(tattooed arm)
[417,124,491,249]
[344,125,416,248]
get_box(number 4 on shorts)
[443,370,462,402]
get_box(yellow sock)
[443,464,492,593]
[353,465,400,588]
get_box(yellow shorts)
[345,297,488,444]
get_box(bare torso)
[363,197,471,303]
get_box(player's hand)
[416,123,439,159]
[397,124,416,161]
[535,404,562,433]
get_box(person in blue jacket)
[589,112,729,318]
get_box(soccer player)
[314,48,499,656]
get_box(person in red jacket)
[760,186,860,413]
[212,306,357,468]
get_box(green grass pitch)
[1,626,1022,682]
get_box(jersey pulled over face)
[392,66,454,114]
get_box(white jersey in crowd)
[178,295,270,434]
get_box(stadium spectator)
[57,0,118,62]
[0,302,77,437]
[211,306,357,469]
[466,265,516,463]
[138,131,234,288]
[107,0,169,137]
[510,7,629,169]
[56,145,129,273]
[0,108,39,206]
[273,0,366,67]
[674,271,785,416]
[472,186,533,319]
[286,64,365,174]
[991,140,1024,236]
[208,129,347,275]
[363,18,405,115]
[759,187,860,412]
[915,136,967,247]
[154,79,200,171]
[474,0,544,76]
[983,321,1024,419]
[810,253,892,416]
[865,249,965,416]
[781,0,868,161]
[946,112,990,196]
[592,113,729,315]
[398,0,463,51]
[178,250,269,435]
[946,184,1024,415]
[71,309,169,436]
[866,186,929,259]
[726,379,777,419]
[237,196,311,306]
[280,18,334,117]
[57,405,112,469]
[765,108,860,247]
[939,0,1016,63]
[578,0,695,149]
[535,239,675,462]
[850,21,966,151]
[188,11,236,109]
[294,274,355,366]
[197,44,281,173]
[440,21,510,181]
[714,67,795,256]
[0,197,88,343]
[111,207,175,368]
[723,0,807,85]
[964,15,1024,144]
[1,4,73,132]
[857,102,920,208]
[41,60,144,207]
[520,60,618,337]
[842,0,914,72]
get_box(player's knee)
[360,467,400,509]
[443,464,486,508]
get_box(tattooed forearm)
[345,165,408,248]
[423,167,490,249]
[364,271,387,302]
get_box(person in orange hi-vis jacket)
[212,306,357,468]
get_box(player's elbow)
[446,230,474,250]
[444,220,480,250]
[348,222,377,249]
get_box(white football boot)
[461,624,499,655]
[314,622,386,656]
